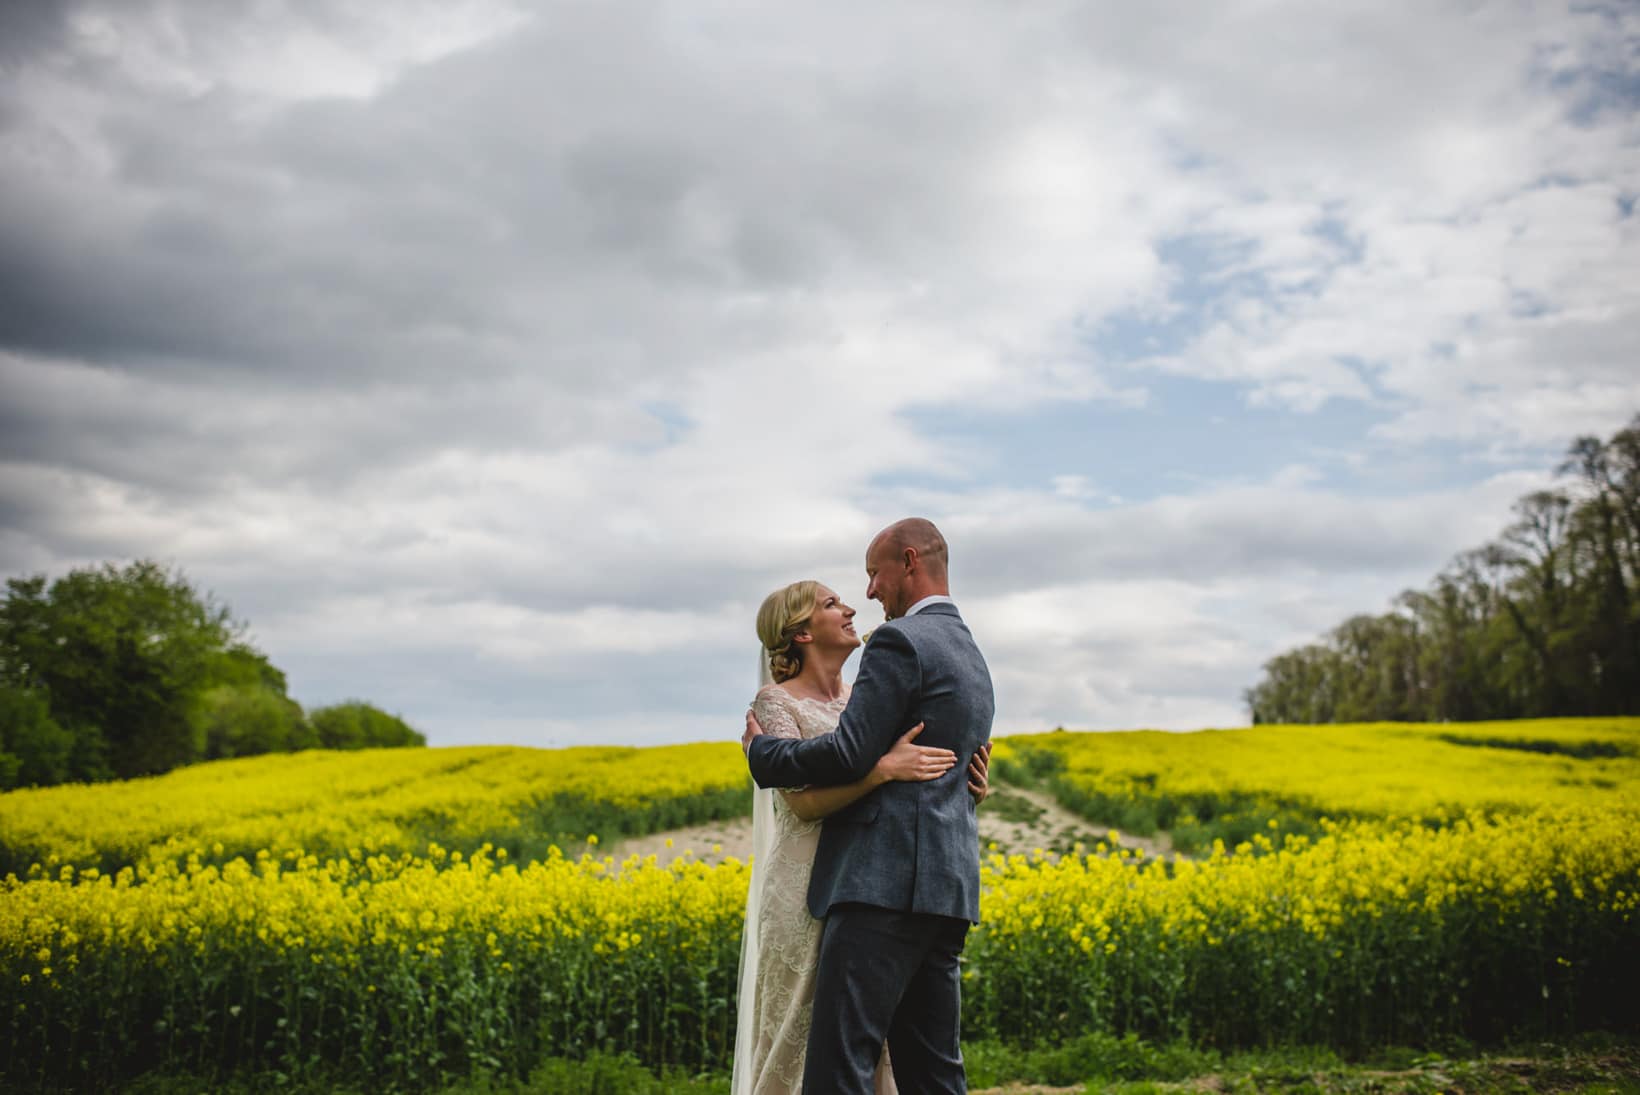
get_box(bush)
[192,684,316,759]
[310,701,426,750]
[0,685,72,789]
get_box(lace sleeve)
[751,687,810,803]
[751,687,803,741]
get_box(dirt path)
[609,816,754,867]
[608,779,1182,867]
[980,782,1181,861]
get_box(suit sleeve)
[750,687,803,742]
[746,625,919,788]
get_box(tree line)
[1246,415,1640,724]
[0,560,423,790]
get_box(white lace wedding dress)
[731,683,896,1095]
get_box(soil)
[607,778,1183,869]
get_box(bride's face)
[801,586,861,653]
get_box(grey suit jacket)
[746,603,995,922]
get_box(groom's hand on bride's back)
[742,710,765,756]
[873,723,956,783]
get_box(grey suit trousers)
[802,904,970,1095]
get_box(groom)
[743,517,994,1095]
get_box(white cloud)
[1106,1,1640,437]
[62,0,526,101]
[0,0,1633,744]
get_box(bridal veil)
[730,650,778,1094]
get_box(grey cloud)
[2,0,1634,743]
[0,353,652,503]
[950,477,1538,598]
[1,0,1130,512]
[0,0,1090,394]
[0,0,68,67]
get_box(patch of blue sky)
[631,400,694,451]
[1134,233,1279,346]
[891,376,1389,503]
[897,239,1571,501]
[1537,8,1640,126]
[882,224,1484,502]
[1086,223,1362,367]
[1565,65,1640,125]
[888,202,1578,504]
[894,368,1578,504]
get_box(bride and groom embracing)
[734,518,996,1095]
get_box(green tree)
[1497,489,1578,715]
[192,684,316,760]
[1247,413,1640,723]
[0,684,73,789]
[1,561,287,781]
[1560,431,1640,712]
[0,562,239,778]
[188,645,318,759]
[309,701,426,750]
[0,560,429,786]
[1245,644,1342,724]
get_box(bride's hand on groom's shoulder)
[742,710,764,756]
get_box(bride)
[731,580,992,1095]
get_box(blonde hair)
[756,580,821,683]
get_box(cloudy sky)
[2,0,1637,747]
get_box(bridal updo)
[756,580,821,683]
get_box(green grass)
[984,787,1049,826]
[116,1034,1640,1094]
[125,1052,732,1094]
[1078,1033,1640,1094]
[964,1031,1218,1086]
[962,1033,1640,1094]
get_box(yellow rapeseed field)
[3,844,749,1087]
[992,717,1640,847]
[2,719,1637,1088]
[966,807,1639,1047]
[0,741,749,875]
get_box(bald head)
[865,517,950,619]
[876,518,948,578]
